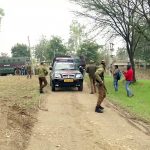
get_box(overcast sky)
[0,0,78,55]
[0,0,124,56]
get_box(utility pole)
[0,9,4,32]
[0,16,2,32]
[27,36,32,62]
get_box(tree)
[116,47,128,60]
[0,8,4,30]
[0,8,4,16]
[11,43,30,57]
[0,52,9,58]
[68,20,87,54]
[135,0,150,26]
[77,40,101,64]
[135,34,150,63]
[71,0,144,81]
[34,36,48,62]
[128,0,150,41]
[46,36,68,61]
[34,36,68,62]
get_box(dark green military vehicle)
[0,57,30,76]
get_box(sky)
[0,0,124,56]
[0,0,77,55]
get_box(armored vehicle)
[0,57,30,75]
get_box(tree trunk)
[130,57,136,82]
[126,44,136,82]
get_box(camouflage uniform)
[86,63,97,94]
[26,64,32,78]
[37,63,48,93]
[95,64,106,112]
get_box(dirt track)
[26,83,150,150]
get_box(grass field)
[85,73,150,122]
[105,76,150,122]
[0,75,43,110]
[0,76,46,149]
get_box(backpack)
[116,70,122,80]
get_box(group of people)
[36,60,134,113]
[15,63,32,79]
[86,60,134,113]
[113,64,134,97]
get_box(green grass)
[105,76,150,122]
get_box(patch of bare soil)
[26,83,150,150]
[0,101,37,150]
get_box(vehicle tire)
[14,69,21,75]
[51,83,55,91]
[78,82,83,91]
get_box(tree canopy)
[11,43,30,57]
[0,8,4,16]
[70,0,150,80]
[68,20,87,54]
[34,36,68,62]
[77,40,101,64]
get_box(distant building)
[113,60,150,69]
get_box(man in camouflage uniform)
[37,62,48,93]
[95,60,106,113]
[26,63,32,79]
[86,60,97,94]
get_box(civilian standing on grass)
[123,65,134,97]
[113,65,120,91]
[37,62,48,93]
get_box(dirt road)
[26,83,150,150]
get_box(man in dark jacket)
[113,65,120,91]
[86,60,97,94]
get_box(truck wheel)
[51,83,55,91]
[78,82,83,91]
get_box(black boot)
[99,106,104,110]
[95,106,103,113]
[40,90,44,93]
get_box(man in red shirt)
[123,65,134,97]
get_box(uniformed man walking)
[26,63,32,79]
[95,60,106,113]
[37,62,48,93]
[86,60,97,94]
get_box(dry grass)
[0,75,40,109]
[136,69,150,80]
[0,75,46,150]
